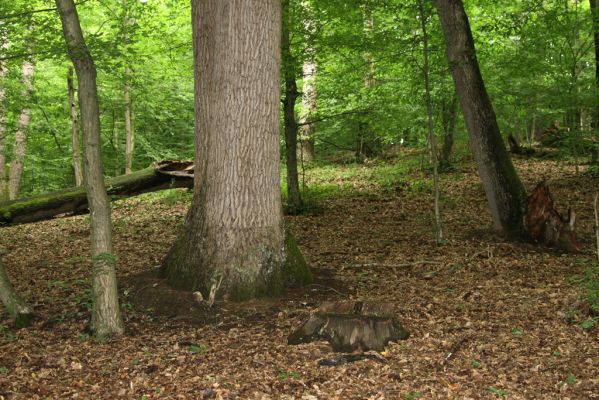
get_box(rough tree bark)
[8,59,34,200]
[0,254,34,328]
[68,66,84,186]
[0,36,8,201]
[440,91,457,169]
[436,0,526,234]
[591,0,599,164]
[160,0,311,300]
[282,0,303,215]
[56,0,124,337]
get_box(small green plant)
[559,373,577,386]
[131,358,141,366]
[488,387,507,397]
[0,367,8,375]
[579,318,598,331]
[471,359,481,368]
[277,369,301,380]
[511,328,523,336]
[188,344,208,354]
[0,324,16,341]
[402,391,422,400]
[553,350,562,357]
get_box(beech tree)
[435,0,527,234]
[56,0,124,337]
[160,0,311,300]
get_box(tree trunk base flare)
[0,161,193,226]
[524,182,580,252]
[288,301,409,352]
[0,255,34,328]
[160,224,312,301]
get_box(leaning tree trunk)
[68,66,84,186]
[435,0,526,234]
[282,0,303,215]
[591,0,599,164]
[56,0,124,338]
[0,37,8,201]
[0,255,33,328]
[8,59,35,200]
[160,0,311,300]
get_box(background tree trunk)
[282,0,303,215]
[161,0,310,300]
[56,0,124,338]
[123,0,135,174]
[0,256,33,328]
[68,66,84,186]
[591,0,599,163]
[440,91,457,169]
[435,0,526,234]
[8,59,34,200]
[299,61,317,162]
[0,37,8,201]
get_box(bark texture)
[436,0,526,234]
[0,161,193,226]
[0,255,34,328]
[8,60,34,200]
[124,66,134,174]
[161,0,311,300]
[282,0,303,215]
[440,91,457,168]
[56,0,124,337]
[591,0,599,163]
[68,66,84,186]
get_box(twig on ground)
[594,193,598,263]
[443,335,470,364]
[347,261,443,269]
[306,283,344,296]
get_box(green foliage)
[277,369,301,380]
[188,344,207,355]
[488,387,508,397]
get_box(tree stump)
[288,301,409,352]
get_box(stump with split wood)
[288,301,409,352]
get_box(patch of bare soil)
[0,159,598,399]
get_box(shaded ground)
[0,159,598,399]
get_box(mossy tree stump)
[288,301,409,352]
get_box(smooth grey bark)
[68,66,84,186]
[282,0,303,215]
[0,255,34,328]
[123,0,135,174]
[435,0,526,234]
[8,59,34,200]
[56,0,124,338]
[161,0,311,300]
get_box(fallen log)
[0,161,194,226]
[288,301,409,352]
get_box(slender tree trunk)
[420,0,443,243]
[590,0,599,163]
[0,38,8,201]
[299,60,317,162]
[124,68,134,174]
[436,0,526,234]
[68,66,84,186]
[282,0,303,215]
[440,91,457,168]
[8,60,34,200]
[0,256,34,328]
[56,0,124,338]
[160,0,311,300]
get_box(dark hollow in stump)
[288,301,409,352]
[524,182,580,252]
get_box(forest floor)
[0,156,598,399]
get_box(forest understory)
[0,158,598,399]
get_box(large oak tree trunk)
[8,59,34,200]
[160,0,311,300]
[435,0,526,234]
[56,0,124,337]
[282,0,303,215]
[68,66,84,186]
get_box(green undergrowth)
[570,259,599,331]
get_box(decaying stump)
[507,134,534,156]
[288,301,409,352]
[525,182,579,252]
